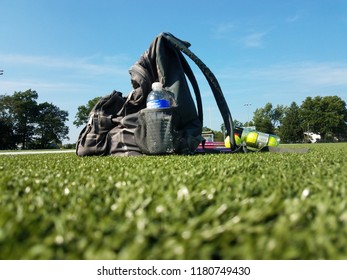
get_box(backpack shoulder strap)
[162,32,236,150]
[177,51,203,125]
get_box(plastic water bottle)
[146,82,172,109]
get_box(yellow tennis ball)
[235,134,241,145]
[224,136,231,148]
[246,131,258,145]
[225,135,241,148]
[268,135,279,147]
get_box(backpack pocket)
[109,113,143,156]
[75,124,111,156]
[135,107,178,155]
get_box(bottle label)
[257,132,269,146]
[147,99,170,109]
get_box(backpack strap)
[162,32,236,150]
[177,51,203,125]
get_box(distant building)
[304,132,321,143]
[202,131,214,142]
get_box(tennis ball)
[245,131,258,145]
[224,136,231,148]
[268,135,279,147]
[224,135,241,148]
[235,134,241,145]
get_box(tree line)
[238,95,347,143]
[0,89,69,149]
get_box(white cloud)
[213,23,267,48]
[0,53,129,76]
[241,32,267,48]
[0,79,90,94]
[214,22,235,38]
[217,61,347,88]
[253,62,347,87]
[286,11,304,23]
[286,14,300,23]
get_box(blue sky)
[1,0,347,143]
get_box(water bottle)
[146,82,172,109]
[144,82,176,154]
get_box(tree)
[0,90,70,149]
[233,119,244,128]
[214,131,224,142]
[1,90,38,149]
[272,104,286,129]
[300,96,347,141]
[253,103,275,134]
[73,96,101,127]
[202,126,224,141]
[1,96,16,149]
[0,120,17,149]
[279,102,304,143]
[34,102,69,148]
[252,102,286,134]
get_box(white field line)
[0,150,75,155]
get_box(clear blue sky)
[1,0,347,143]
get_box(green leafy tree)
[0,90,70,149]
[214,131,224,142]
[34,102,69,148]
[253,102,286,134]
[73,97,101,127]
[253,103,275,133]
[279,102,303,143]
[1,96,16,149]
[300,96,347,141]
[232,119,244,128]
[272,104,286,129]
[1,90,38,149]
[202,126,224,141]
[0,120,17,149]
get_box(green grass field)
[1,143,347,260]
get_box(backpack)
[76,32,236,156]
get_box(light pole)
[244,103,252,125]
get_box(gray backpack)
[76,32,236,156]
